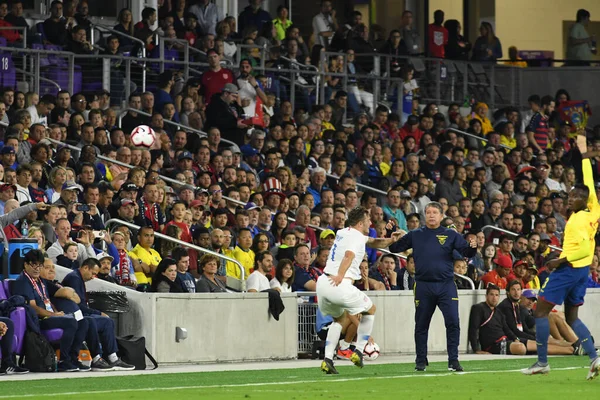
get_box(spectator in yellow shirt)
[504,46,527,68]
[128,226,162,286]
[498,121,517,148]
[231,228,255,279]
[470,102,494,135]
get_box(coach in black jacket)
[204,84,248,146]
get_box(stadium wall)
[56,267,600,364]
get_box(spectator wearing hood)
[469,102,493,135]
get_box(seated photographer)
[62,258,135,371]
[46,218,97,264]
[12,250,89,372]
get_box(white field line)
[0,366,588,399]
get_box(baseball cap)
[320,229,335,240]
[119,198,135,207]
[119,182,139,193]
[243,147,261,157]
[190,199,203,209]
[0,146,15,155]
[400,190,411,199]
[244,202,261,211]
[522,289,537,300]
[196,188,210,196]
[512,199,525,207]
[513,260,528,269]
[223,83,239,94]
[62,180,83,192]
[493,254,512,269]
[539,233,551,242]
[230,144,242,154]
[407,115,419,125]
[119,199,135,208]
[177,151,193,161]
[97,252,114,262]
[0,183,16,192]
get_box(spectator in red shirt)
[480,254,512,289]
[0,1,20,43]
[427,10,448,58]
[163,201,192,244]
[201,49,234,105]
[398,115,424,144]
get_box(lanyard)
[25,271,48,301]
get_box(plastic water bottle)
[21,220,28,237]
[591,35,597,53]
[500,338,507,355]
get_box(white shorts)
[316,275,373,318]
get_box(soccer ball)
[363,342,380,361]
[130,125,156,148]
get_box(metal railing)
[447,128,513,150]
[481,225,563,252]
[378,248,475,290]
[0,26,27,49]
[104,218,246,290]
[89,22,147,92]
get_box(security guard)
[390,202,477,372]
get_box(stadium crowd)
[0,0,599,371]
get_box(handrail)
[103,218,246,289]
[377,248,476,290]
[326,172,388,196]
[481,224,563,252]
[15,68,61,91]
[117,107,237,148]
[0,26,27,49]
[89,23,147,93]
[447,128,513,150]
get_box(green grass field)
[0,357,597,399]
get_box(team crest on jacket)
[436,235,448,245]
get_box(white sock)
[92,355,101,363]
[108,353,119,363]
[338,339,350,350]
[355,315,375,352]
[324,322,343,360]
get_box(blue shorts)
[539,264,589,306]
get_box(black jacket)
[468,302,517,352]
[205,94,246,146]
[497,297,536,342]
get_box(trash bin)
[87,291,130,334]
[8,239,38,278]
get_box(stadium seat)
[0,280,26,356]
[2,280,63,349]
[35,22,46,43]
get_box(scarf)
[139,196,160,231]
[114,249,132,285]
[378,267,391,290]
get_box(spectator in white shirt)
[189,0,223,36]
[269,258,294,292]
[26,95,53,127]
[247,251,275,292]
[15,164,33,204]
[312,0,338,49]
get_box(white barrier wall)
[56,267,600,363]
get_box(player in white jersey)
[318,207,403,374]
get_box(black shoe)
[350,349,364,368]
[321,358,339,375]
[573,340,586,356]
[0,364,29,375]
[58,360,80,372]
[109,358,135,371]
[415,363,426,372]
[448,360,464,372]
[75,361,91,371]
[91,357,115,372]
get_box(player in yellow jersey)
[522,134,600,379]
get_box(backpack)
[116,335,158,370]
[22,331,57,372]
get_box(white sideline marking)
[0,366,586,398]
